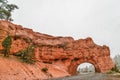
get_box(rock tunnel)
[67,53,114,75]
[68,59,100,75]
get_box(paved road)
[49,73,120,80]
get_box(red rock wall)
[0,20,114,79]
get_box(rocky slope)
[0,20,114,80]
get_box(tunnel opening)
[77,62,95,74]
[68,60,101,75]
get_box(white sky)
[77,62,93,69]
[8,0,120,58]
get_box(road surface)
[49,73,120,80]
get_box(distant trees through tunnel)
[77,62,95,74]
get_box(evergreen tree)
[2,34,12,57]
[114,54,120,70]
[0,0,18,21]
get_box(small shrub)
[107,70,116,74]
[111,65,119,72]
[15,44,36,64]
[41,67,48,73]
[107,65,120,74]
[49,74,53,77]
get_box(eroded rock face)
[0,20,114,79]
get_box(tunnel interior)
[77,62,95,74]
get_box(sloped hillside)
[0,55,69,80]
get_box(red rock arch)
[68,59,100,75]
[67,54,114,75]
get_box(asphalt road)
[49,73,120,80]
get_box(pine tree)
[2,34,12,57]
[114,54,120,70]
[0,0,18,21]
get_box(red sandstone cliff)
[0,20,114,80]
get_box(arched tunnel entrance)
[68,60,101,75]
[77,62,95,74]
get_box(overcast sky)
[8,0,120,58]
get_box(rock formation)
[0,20,114,80]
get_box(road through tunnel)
[68,60,101,75]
